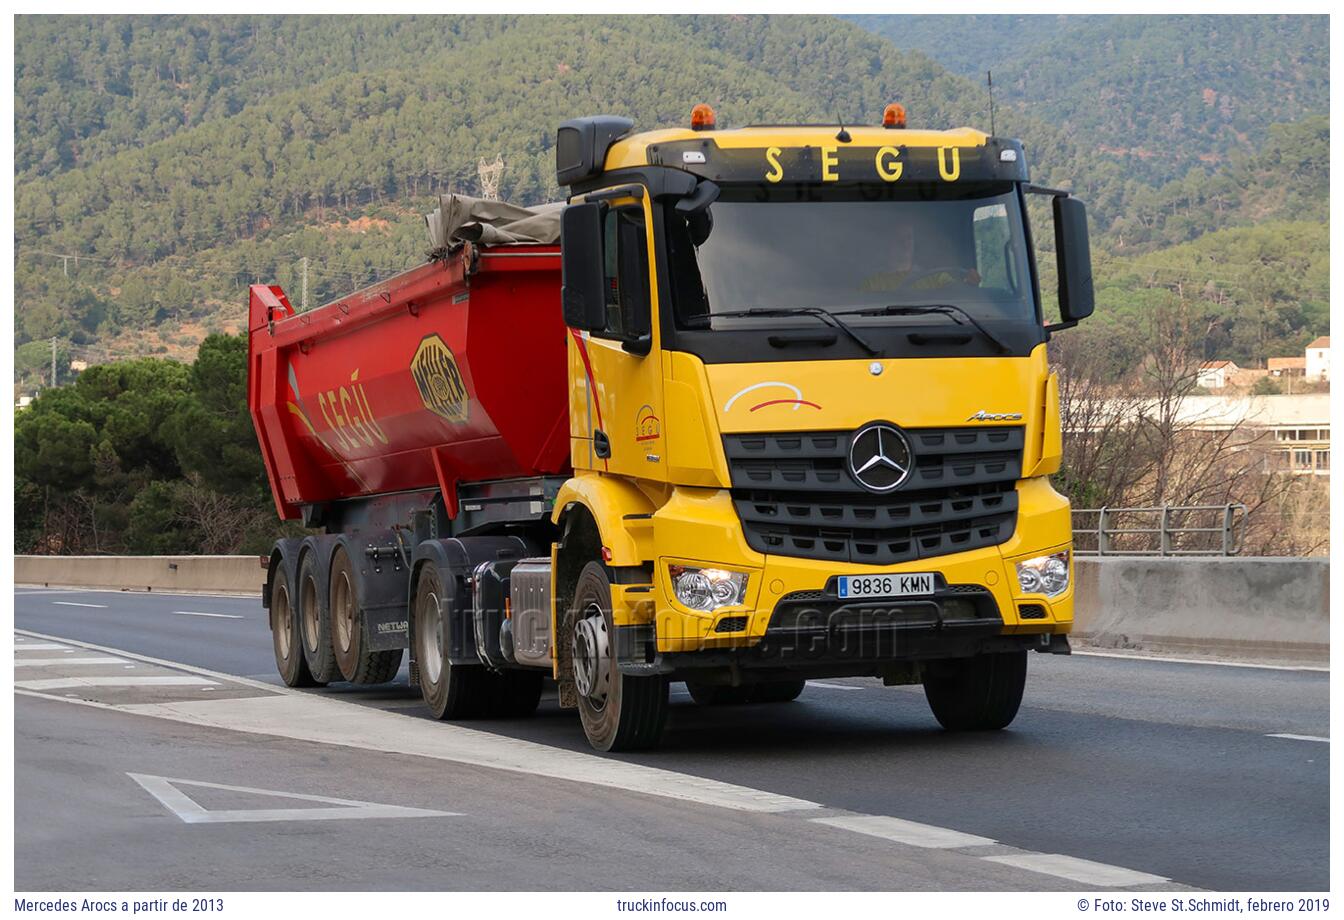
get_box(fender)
[264,537,305,611]
[411,536,529,666]
[551,473,658,567]
[331,532,413,652]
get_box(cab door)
[567,191,668,483]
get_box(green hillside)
[852,14,1328,187]
[12,14,1330,390]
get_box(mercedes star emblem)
[848,423,913,493]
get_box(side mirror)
[560,203,607,331]
[1053,195,1094,326]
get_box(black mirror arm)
[1044,319,1079,339]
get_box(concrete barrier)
[15,555,265,595]
[1074,556,1329,663]
[16,554,1330,662]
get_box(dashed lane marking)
[172,611,245,619]
[16,676,218,691]
[127,773,460,825]
[1267,733,1329,743]
[12,643,75,651]
[812,815,995,848]
[14,657,127,667]
[51,602,107,608]
[984,853,1169,887]
[17,627,1191,890]
[807,681,869,691]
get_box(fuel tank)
[247,244,570,520]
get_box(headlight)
[1015,551,1070,598]
[668,564,749,612]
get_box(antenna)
[835,112,851,144]
[987,70,997,137]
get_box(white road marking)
[16,676,218,691]
[984,853,1169,887]
[1073,649,1328,673]
[14,627,1187,889]
[18,586,260,600]
[51,601,107,608]
[11,643,74,651]
[172,611,245,619]
[127,773,459,825]
[807,681,869,691]
[813,815,995,849]
[14,657,126,667]
[1267,733,1329,743]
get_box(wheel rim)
[272,582,293,659]
[300,573,319,654]
[333,570,354,653]
[419,589,444,686]
[572,602,611,710]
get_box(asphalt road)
[14,587,1330,891]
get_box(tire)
[329,546,403,685]
[923,651,1027,731]
[571,562,668,751]
[686,680,804,705]
[493,670,544,718]
[270,562,318,687]
[414,562,494,719]
[297,551,337,684]
[685,682,753,706]
[751,679,806,703]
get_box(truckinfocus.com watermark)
[615,898,729,913]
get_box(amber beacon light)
[690,103,717,131]
[883,103,907,129]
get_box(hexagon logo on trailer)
[412,334,469,424]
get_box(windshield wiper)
[712,307,880,356]
[846,304,1010,355]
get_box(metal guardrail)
[1072,504,1247,556]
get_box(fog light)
[1015,551,1070,598]
[668,564,748,612]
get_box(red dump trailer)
[248,239,577,704]
[248,243,570,521]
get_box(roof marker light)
[883,103,907,129]
[690,103,717,131]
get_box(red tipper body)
[247,245,570,521]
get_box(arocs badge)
[412,334,469,424]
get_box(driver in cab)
[859,221,981,294]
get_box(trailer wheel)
[270,563,318,687]
[923,650,1027,731]
[414,562,493,719]
[329,546,403,685]
[493,670,545,718]
[571,562,668,751]
[297,551,337,685]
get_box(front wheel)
[923,650,1027,731]
[571,562,668,752]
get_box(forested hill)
[12,14,1330,387]
[850,15,1328,187]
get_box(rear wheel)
[329,546,403,685]
[414,563,494,719]
[494,670,545,718]
[297,551,337,684]
[752,679,806,703]
[923,650,1027,731]
[270,563,317,687]
[572,562,668,751]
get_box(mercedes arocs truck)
[248,104,1094,751]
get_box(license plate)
[837,572,936,600]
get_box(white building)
[1173,394,1330,475]
[1305,336,1330,381]
[1196,360,1239,390]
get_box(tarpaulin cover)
[425,194,563,251]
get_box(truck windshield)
[665,183,1037,332]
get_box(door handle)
[593,429,612,459]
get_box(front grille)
[725,426,1023,565]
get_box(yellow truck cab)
[551,104,1094,749]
